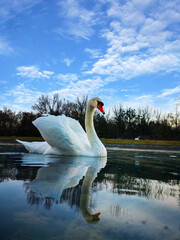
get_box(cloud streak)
[53,76,104,98]
[159,86,180,97]
[57,0,101,40]
[0,0,43,23]
[56,73,78,83]
[5,74,105,111]
[0,37,13,55]
[85,48,102,59]
[16,66,54,79]
[62,58,74,67]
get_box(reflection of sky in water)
[0,145,180,240]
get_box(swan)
[17,97,107,157]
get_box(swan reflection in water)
[23,155,107,224]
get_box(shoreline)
[0,139,179,153]
[104,143,180,151]
[107,147,180,154]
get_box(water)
[0,145,180,240]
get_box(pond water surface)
[0,145,180,240]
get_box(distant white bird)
[17,97,107,157]
[135,136,140,140]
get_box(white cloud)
[151,1,180,24]
[107,0,154,27]
[53,76,104,98]
[0,80,8,84]
[4,76,180,113]
[135,94,153,100]
[85,48,102,59]
[57,0,100,40]
[159,86,180,97]
[9,83,42,103]
[140,18,166,35]
[56,73,78,82]
[4,75,106,111]
[81,61,92,71]
[16,66,54,79]
[0,37,13,55]
[122,95,154,110]
[63,58,74,67]
[120,84,180,113]
[0,0,42,23]
[107,0,180,29]
[87,52,180,79]
[86,1,180,79]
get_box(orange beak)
[97,103,105,114]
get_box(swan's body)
[17,97,107,157]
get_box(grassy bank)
[0,136,44,141]
[101,139,180,146]
[0,136,180,146]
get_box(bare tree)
[174,103,180,129]
[32,94,66,115]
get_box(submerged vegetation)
[0,94,179,141]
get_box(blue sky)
[0,0,180,113]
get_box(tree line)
[0,94,179,140]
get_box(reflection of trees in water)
[92,173,180,217]
[106,203,127,218]
[0,155,19,182]
[0,166,30,182]
[1,156,180,215]
[24,181,83,211]
[95,159,180,207]
[23,173,180,213]
[0,162,39,182]
[2,165,180,208]
[1,168,18,180]
[60,184,82,212]
[93,174,180,204]
[24,179,98,212]
[25,190,56,210]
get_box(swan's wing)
[16,140,62,155]
[16,140,49,153]
[33,115,91,155]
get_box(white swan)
[17,97,107,157]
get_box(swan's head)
[89,97,105,114]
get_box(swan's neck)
[80,165,99,223]
[85,103,102,152]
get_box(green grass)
[101,138,180,146]
[0,136,180,146]
[0,136,44,141]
